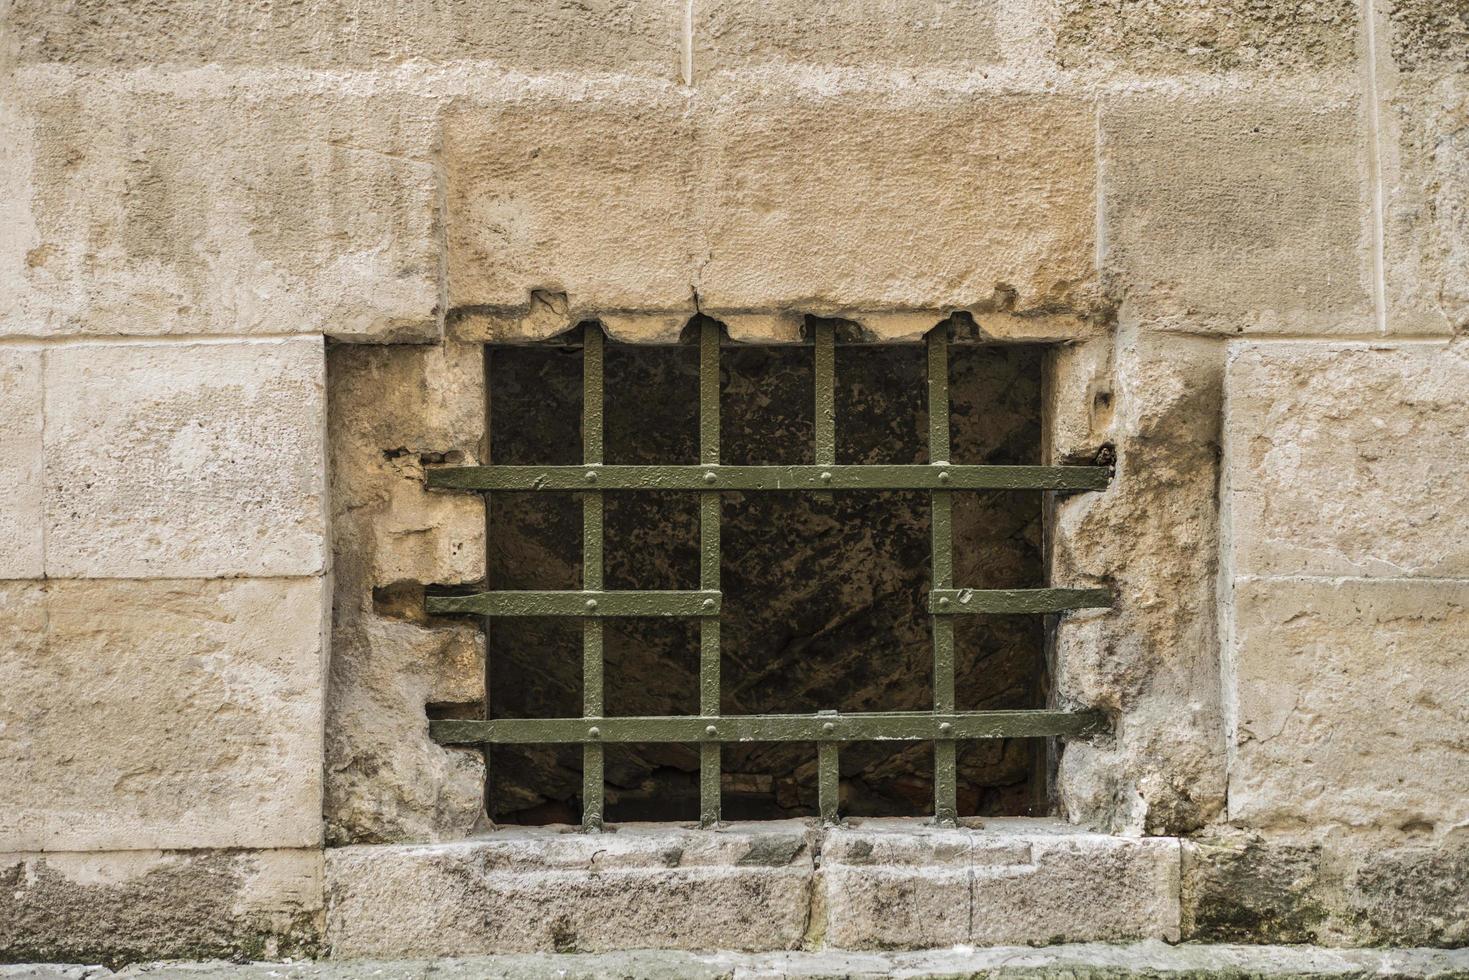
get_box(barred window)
[428,320,1109,828]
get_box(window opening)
[429,320,1111,829]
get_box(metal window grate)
[427,321,1112,829]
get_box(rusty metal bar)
[427,589,720,618]
[928,327,957,827]
[928,588,1113,615]
[582,323,605,831]
[699,319,722,827]
[431,709,1111,745]
[427,463,1110,492]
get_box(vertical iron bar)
[928,326,958,826]
[698,319,722,827]
[814,322,836,467]
[815,324,839,823]
[818,740,840,824]
[582,323,605,831]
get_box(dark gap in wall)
[485,336,1046,823]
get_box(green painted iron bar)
[698,318,722,827]
[582,323,605,831]
[814,322,836,467]
[428,590,722,618]
[927,327,957,827]
[818,740,840,824]
[928,588,1113,615]
[427,463,1110,492]
[430,710,1110,745]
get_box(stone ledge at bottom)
[10,941,1469,980]
[323,818,1182,957]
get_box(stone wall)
[1,0,1466,963]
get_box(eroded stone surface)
[324,825,815,956]
[7,0,681,74]
[1101,94,1371,333]
[697,88,1097,320]
[0,578,325,851]
[693,0,1000,75]
[1383,75,1469,334]
[821,821,1181,949]
[4,79,439,340]
[1384,0,1469,75]
[443,83,699,320]
[1226,341,1469,578]
[1228,578,1469,832]
[1055,0,1359,72]
[1051,332,1228,836]
[326,341,487,844]
[1183,834,1469,947]
[0,349,43,578]
[0,849,321,964]
[43,338,325,579]
[11,942,1469,978]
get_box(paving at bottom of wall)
[8,943,1469,980]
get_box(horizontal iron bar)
[431,710,1109,745]
[427,590,721,618]
[428,464,1110,493]
[929,588,1112,614]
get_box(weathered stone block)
[1228,578,1469,832]
[821,821,1180,949]
[1183,834,1469,947]
[1101,95,1371,332]
[324,825,814,955]
[4,78,439,340]
[44,338,326,579]
[0,848,321,963]
[8,0,682,75]
[1055,0,1359,73]
[443,83,699,322]
[1383,0,1469,76]
[326,341,487,844]
[1051,332,1228,836]
[0,349,43,578]
[697,88,1097,320]
[1182,836,1328,943]
[1382,75,1469,334]
[0,578,326,852]
[693,0,1000,75]
[1226,341,1469,578]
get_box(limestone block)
[0,349,42,578]
[0,848,321,963]
[0,578,326,852]
[1055,0,1359,73]
[326,341,488,844]
[1228,578,1469,832]
[443,82,700,321]
[324,825,814,955]
[697,88,1097,320]
[1382,75,1469,334]
[329,340,486,589]
[5,78,438,340]
[8,0,682,75]
[1183,834,1469,947]
[44,338,326,579]
[693,0,1000,75]
[1051,332,1227,835]
[1383,0,1469,75]
[821,820,1180,948]
[1226,341,1469,578]
[325,615,487,845]
[1101,94,1372,333]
